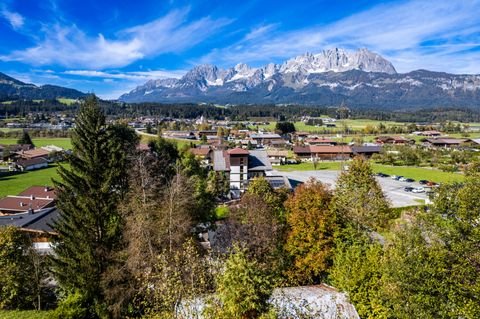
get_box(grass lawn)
[276,161,343,171]
[0,138,72,149]
[254,119,409,134]
[140,134,200,150]
[0,311,55,319]
[0,164,65,198]
[57,98,78,105]
[276,161,464,183]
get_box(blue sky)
[0,0,479,99]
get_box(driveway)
[275,170,428,208]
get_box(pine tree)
[17,130,34,147]
[51,96,136,317]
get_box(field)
[276,161,464,183]
[0,164,65,197]
[0,138,72,149]
[0,311,54,319]
[139,134,200,149]
[254,119,408,133]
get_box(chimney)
[20,202,24,207]
[30,195,35,200]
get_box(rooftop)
[18,186,57,200]
[0,207,59,233]
[0,196,55,213]
[227,147,250,155]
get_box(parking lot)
[275,170,429,207]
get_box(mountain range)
[0,72,86,101]
[119,48,480,108]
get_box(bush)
[52,292,88,319]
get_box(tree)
[329,226,388,318]
[275,122,296,135]
[332,156,392,230]
[18,129,34,146]
[51,96,137,317]
[206,171,230,199]
[284,179,336,284]
[0,226,36,309]
[205,246,274,319]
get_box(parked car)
[392,175,403,181]
[404,186,414,192]
[412,187,425,193]
[427,181,438,187]
[405,178,415,183]
[376,172,390,177]
[399,177,407,182]
[391,175,398,180]
[419,180,429,185]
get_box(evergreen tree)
[51,96,136,317]
[17,130,34,147]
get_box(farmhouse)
[12,157,49,171]
[375,136,412,144]
[305,137,337,146]
[249,133,285,147]
[0,195,55,215]
[16,148,51,160]
[189,147,213,165]
[293,145,353,161]
[0,207,59,253]
[424,138,469,148]
[266,149,289,165]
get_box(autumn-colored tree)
[332,156,392,230]
[284,179,336,284]
[217,193,281,269]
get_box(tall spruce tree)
[51,96,136,317]
[18,130,34,147]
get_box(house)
[375,136,412,144]
[293,145,353,161]
[212,148,272,198]
[0,195,55,215]
[424,138,469,148]
[18,186,56,200]
[351,145,382,158]
[414,130,442,137]
[305,137,337,146]
[0,207,59,253]
[266,150,289,165]
[163,131,196,139]
[16,148,51,160]
[12,157,49,171]
[190,147,212,165]
[249,133,285,147]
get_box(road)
[274,170,428,207]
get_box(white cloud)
[199,0,480,74]
[0,8,231,69]
[1,8,24,29]
[64,69,186,80]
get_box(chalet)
[424,138,469,148]
[375,136,412,145]
[414,130,442,137]
[305,137,337,146]
[12,157,49,171]
[190,147,212,165]
[351,145,382,158]
[249,133,285,147]
[266,150,289,165]
[16,148,51,160]
[0,207,59,253]
[0,195,55,215]
[293,145,353,161]
[18,186,56,200]
[212,148,272,198]
[163,131,196,139]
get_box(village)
[1,113,478,256]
